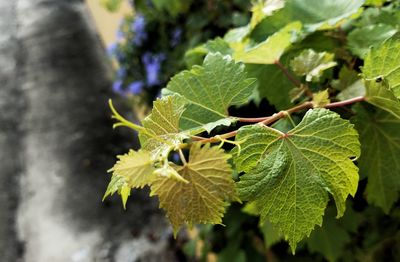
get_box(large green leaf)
[353,105,400,213]
[362,35,400,118]
[347,24,397,58]
[364,79,400,119]
[233,22,302,65]
[234,109,360,252]
[246,63,294,110]
[254,0,364,36]
[164,53,256,133]
[150,144,238,235]
[250,0,285,29]
[363,35,400,97]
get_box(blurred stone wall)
[0,0,173,261]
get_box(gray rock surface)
[0,0,175,261]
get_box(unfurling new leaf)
[150,143,239,235]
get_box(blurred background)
[0,0,252,261]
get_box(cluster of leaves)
[106,0,251,106]
[104,0,400,260]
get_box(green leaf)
[364,78,400,119]
[250,0,285,29]
[337,80,366,101]
[150,144,238,235]
[312,90,330,107]
[255,0,364,35]
[290,49,337,82]
[234,109,360,252]
[245,63,294,110]
[140,95,188,160]
[105,150,156,208]
[363,35,400,98]
[353,105,400,213]
[164,53,256,133]
[260,221,284,248]
[307,208,351,262]
[331,66,360,91]
[362,35,400,118]
[365,0,387,7]
[347,24,397,58]
[233,22,302,65]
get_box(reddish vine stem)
[274,60,302,87]
[193,96,366,144]
[274,60,313,97]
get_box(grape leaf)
[109,150,156,188]
[353,105,400,213]
[337,80,366,101]
[245,63,294,110]
[234,109,360,252]
[105,150,155,208]
[363,35,400,98]
[242,202,283,248]
[347,24,397,58]
[233,22,302,65]
[363,79,400,119]
[140,95,188,160]
[362,36,400,118]
[250,0,285,29]
[164,53,257,133]
[290,49,337,82]
[150,143,238,235]
[312,90,330,107]
[331,66,360,91]
[256,0,364,34]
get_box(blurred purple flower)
[171,28,182,47]
[106,43,118,56]
[142,52,166,86]
[117,67,126,78]
[132,13,147,46]
[112,80,125,95]
[128,81,144,95]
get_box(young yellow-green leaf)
[109,149,156,188]
[139,95,188,160]
[353,105,400,213]
[105,150,156,208]
[164,53,256,133]
[312,90,331,108]
[150,143,238,235]
[233,22,302,65]
[347,24,397,58]
[290,49,337,82]
[234,109,360,252]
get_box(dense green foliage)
[103,0,400,261]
